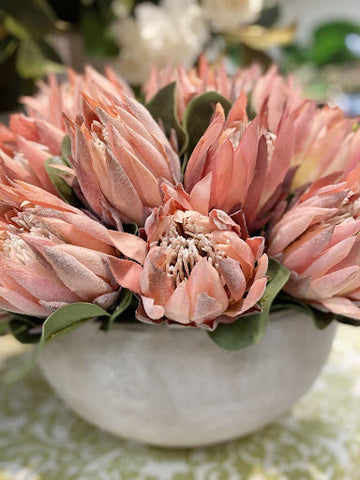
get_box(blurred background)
[0,0,360,114]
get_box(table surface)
[0,324,359,480]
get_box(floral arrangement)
[0,56,360,369]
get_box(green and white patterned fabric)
[0,325,359,480]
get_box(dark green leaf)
[40,302,109,345]
[311,21,360,66]
[146,82,188,155]
[209,258,290,350]
[271,293,335,330]
[182,91,232,162]
[9,314,42,344]
[1,15,29,41]
[79,9,119,57]
[45,157,81,207]
[0,316,10,336]
[16,38,63,79]
[101,289,133,331]
[61,134,72,165]
[123,222,139,235]
[4,302,109,383]
[0,0,57,40]
[334,313,360,327]
[0,35,17,64]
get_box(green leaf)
[79,8,119,57]
[209,258,290,351]
[4,303,109,383]
[0,318,10,336]
[123,222,139,235]
[16,38,63,79]
[0,35,17,64]
[9,314,42,344]
[146,82,188,155]
[61,134,72,165]
[334,313,360,327]
[45,157,81,207]
[40,302,109,345]
[271,293,335,330]
[311,21,360,66]
[0,0,57,40]
[101,289,133,331]
[182,91,232,163]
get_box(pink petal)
[110,258,142,294]
[107,231,147,264]
[318,297,360,320]
[189,173,212,215]
[141,296,164,320]
[187,259,228,320]
[164,281,191,324]
[218,258,246,301]
[303,237,357,277]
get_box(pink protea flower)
[110,179,268,329]
[21,66,133,131]
[183,92,299,232]
[0,68,134,197]
[65,92,180,227]
[268,168,360,320]
[0,181,132,317]
[144,58,306,127]
[0,116,62,195]
[291,106,360,190]
[144,55,261,121]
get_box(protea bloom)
[268,168,360,320]
[0,116,62,195]
[144,55,261,121]
[0,68,134,198]
[183,93,298,232]
[110,180,268,329]
[21,66,133,130]
[65,93,180,227]
[0,182,129,317]
[290,106,360,190]
[144,59,306,129]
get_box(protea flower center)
[136,200,268,327]
[0,230,32,264]
[152,211,225,288]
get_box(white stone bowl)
[39,310,337,447]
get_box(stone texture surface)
[38,310,336,447]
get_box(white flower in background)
[112,0,209,84]
[202,0,264,32]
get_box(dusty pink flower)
[183,92,301,232]
[251,65,305,133]
[21,66,133,131]
[0,181,133,317]
[290,107,360,190]
[0,116,61,195]
[144,58,306,127]
[0,68,134,197]
[65,93,180,227]
[144,55,261,121]
[268,168,360,320]
[110,180,268,329]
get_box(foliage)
[0,0,63,79]
[283,21,360,70]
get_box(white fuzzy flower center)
[153,215,224,287]
[0,231,35,265]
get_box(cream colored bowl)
[39,310,336,447]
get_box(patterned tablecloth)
[0,324,359,480]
